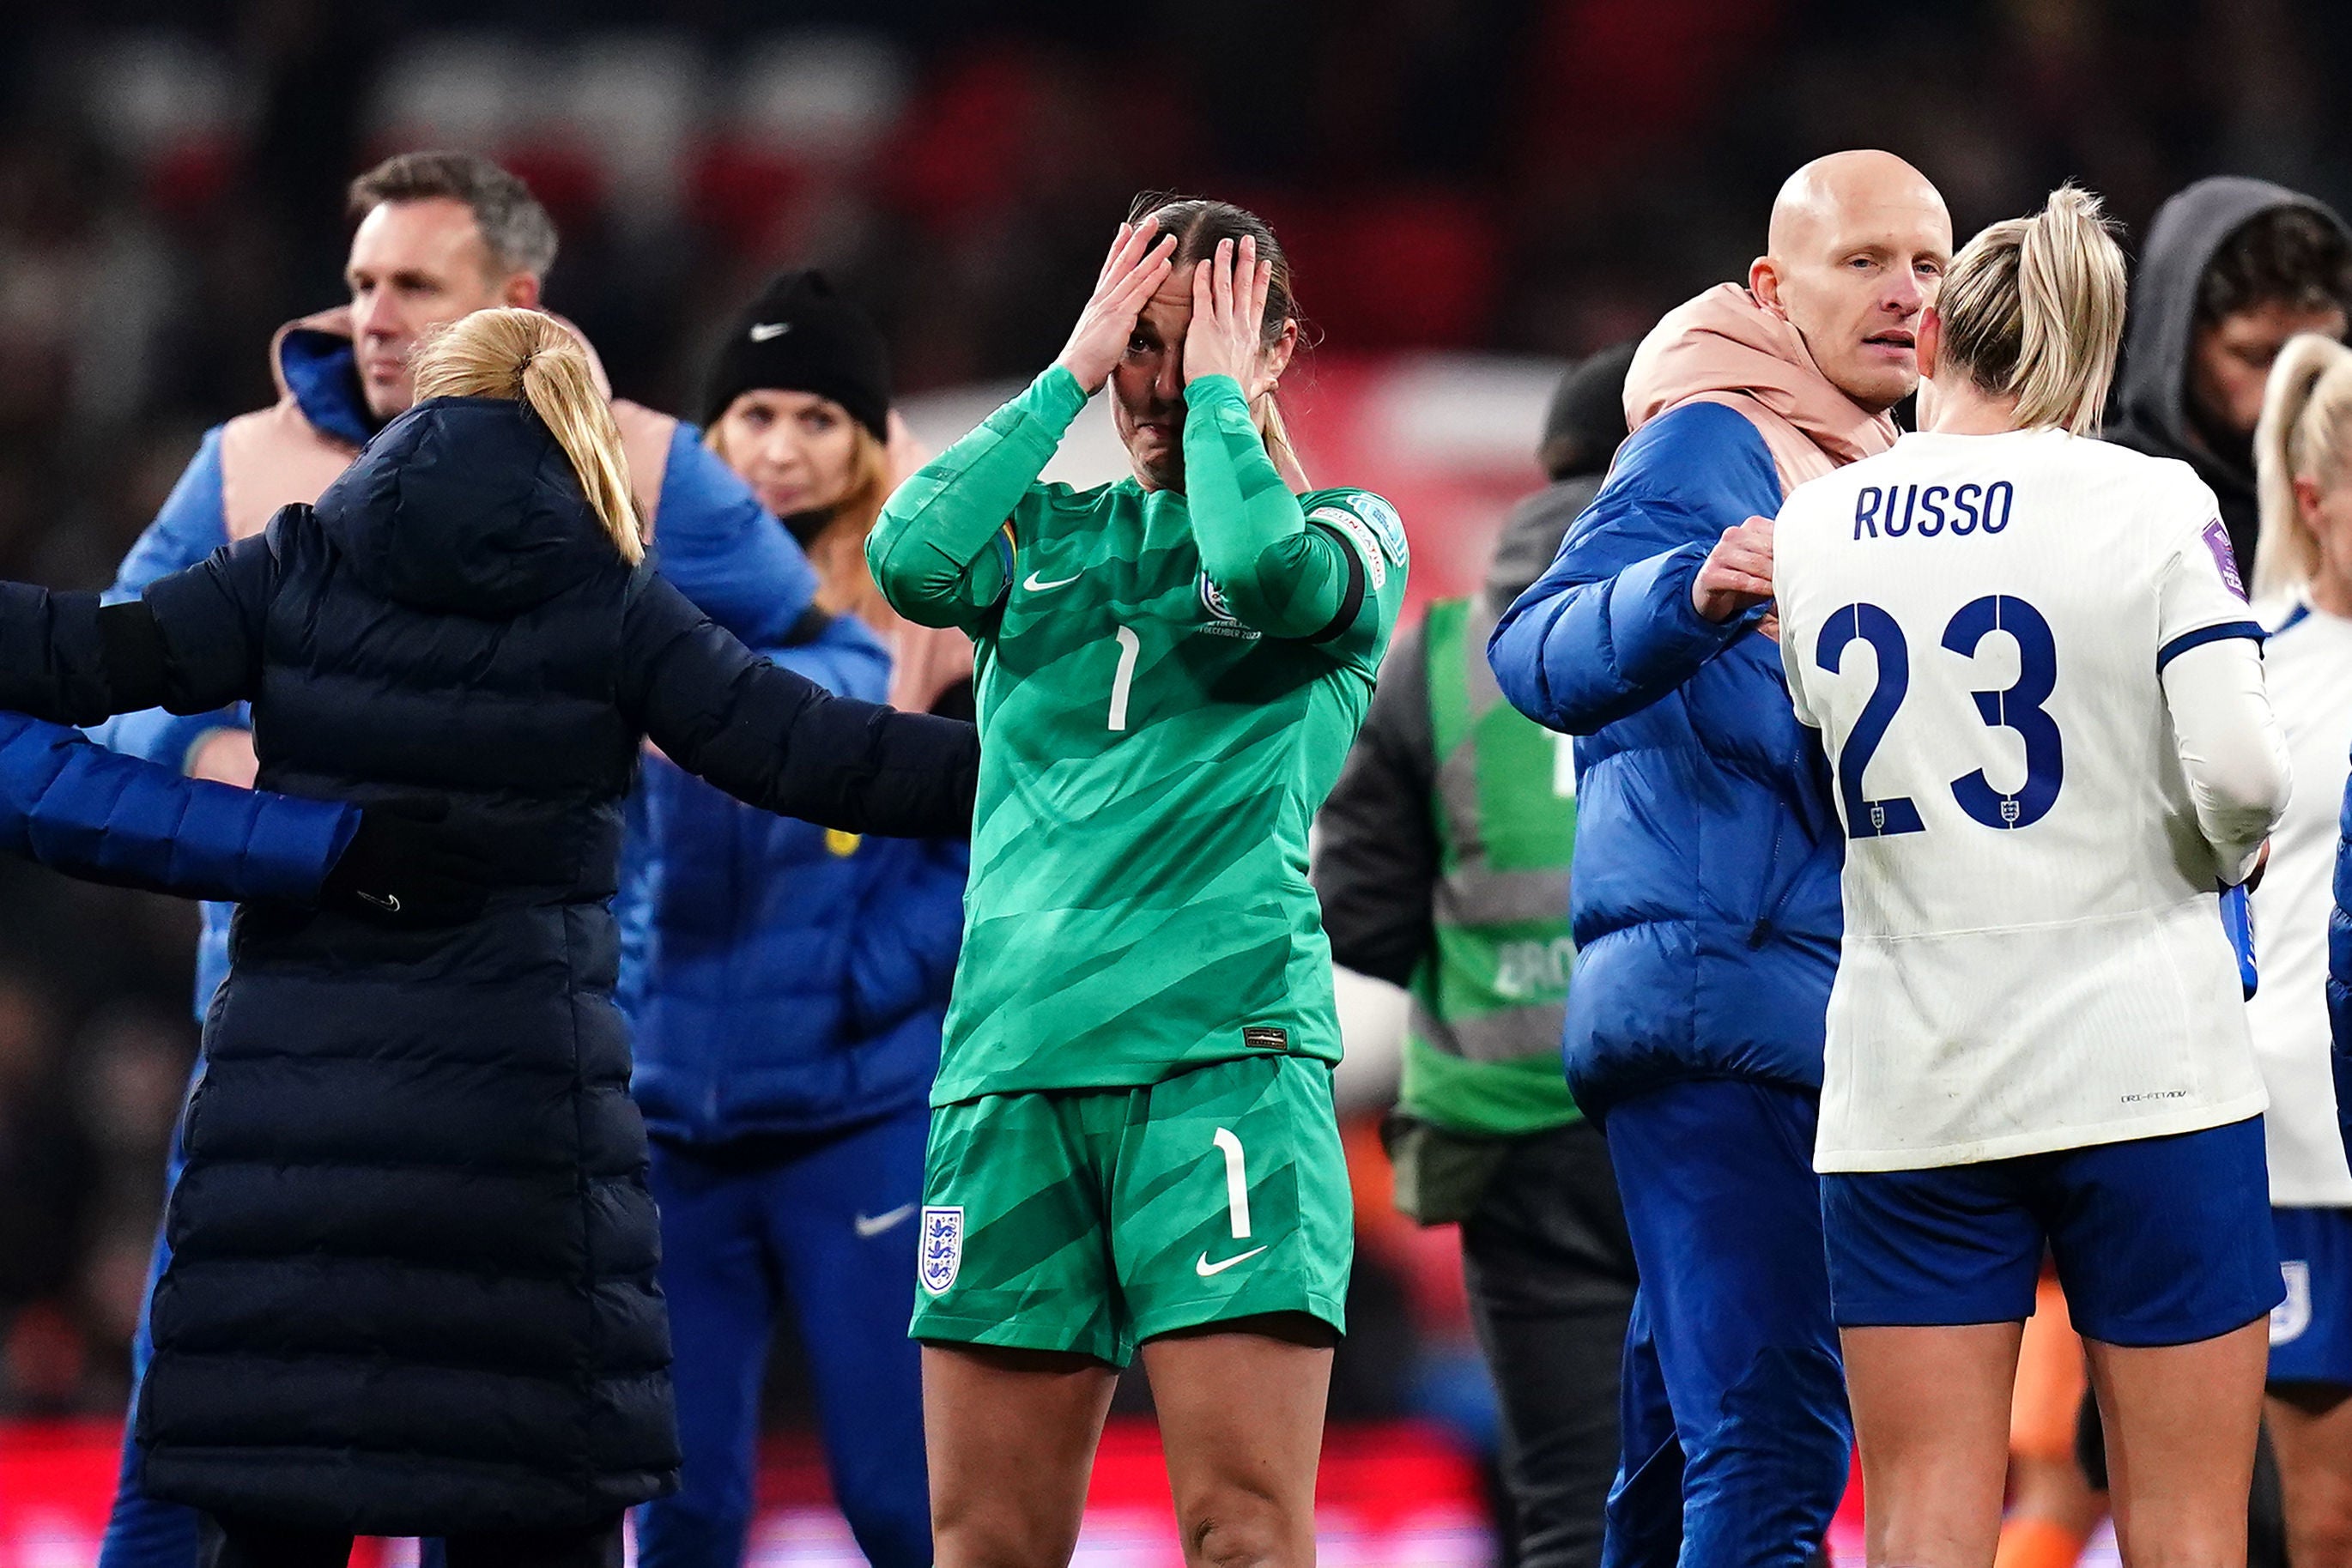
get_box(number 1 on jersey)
[1107,626,1141,732]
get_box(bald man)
[1490,152,1952,1568]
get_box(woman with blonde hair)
[1768,185,2293,1566]
[2246,331,2352,1568]
[621,272,962,1566]
[0,306,975,1568]
[700,269,973,717]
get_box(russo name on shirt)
[1851,481,2016,541]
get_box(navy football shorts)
[2270,1204,2352,1387]
[1822,1116,2282,1347]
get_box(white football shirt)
[1776,428,2275,1171]
[2244,602,2352,1207]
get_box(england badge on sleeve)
[919,1206,964,1294]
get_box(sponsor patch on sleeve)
[2201,517,2247,601]
[1310,506,1388,590]
[1347,493,1408,564]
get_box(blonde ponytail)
[1937,184,2128,435]
[2252,333,2352,602]
[411,308,645,565]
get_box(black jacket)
[1314,343,1633,984]
[0,397,974,1534]
[2106,176,2351,571]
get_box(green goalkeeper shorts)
[908,1052,1353,1366]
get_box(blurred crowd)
[2,0,2349,1447]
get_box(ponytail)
[1258,396,1310,488]
[1937,184,2127,435]
[2252,333,2352,602]
[410,308,645,565]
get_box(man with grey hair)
[95,148,822,1568]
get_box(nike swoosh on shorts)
[749,322,791,342]
[1194,1245,1269,1277]
[854,1203,918,1238]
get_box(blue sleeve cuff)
[2157,620,2265,672]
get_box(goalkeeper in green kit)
[868,197,1408,1568]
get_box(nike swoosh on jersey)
[854,1203,918,1238]
[1023,570,1082,591]
[748,322,791,342]
[1194,1245,1269,1277]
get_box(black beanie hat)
[1537,339,1640,482]
[701,269,892,440]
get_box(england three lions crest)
[919,1206,963,1294]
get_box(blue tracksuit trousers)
[1598,1080,1851,1568]
[635,1103,932,1568]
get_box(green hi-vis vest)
[1400,596,1581,1135]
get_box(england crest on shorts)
[919,1206,964,1294]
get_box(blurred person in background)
[702,270,973,719]
[2241,333,2352,1568]
[622,269,966,1568]
[94,150,825,1568]
[2106,177,2352,572]
[1312,342,1639,1568]
[0,306,977,1568]
[1488,151,1952,1568]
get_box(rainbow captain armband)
[2221,882,2257,1002]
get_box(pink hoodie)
[1622,282,1898,496]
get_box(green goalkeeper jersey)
[870,366,1409,1102]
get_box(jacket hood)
[1624,283,1896,463]
[312,396,624,616]
[2109,177,2349,469]
[270,306,621,453]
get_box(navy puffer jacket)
[0,397,976,1535]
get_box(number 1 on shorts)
[1212,1126,1252,1239]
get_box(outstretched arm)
[0,529,276,726]
[622,572,977,840]
[0,711,354,901]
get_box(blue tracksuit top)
[619,613,967,1142]
[94,328,818,1018]
[1488,400,1844,1118]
